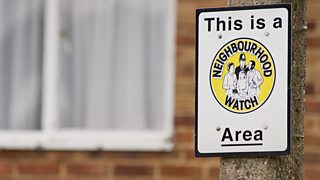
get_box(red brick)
[175,129,194,143]
[0,175,16,180]
[184,149,220,164]
[0,164,12,174]
[305,169,320,180]
[176,65,194,77]
[185,149,196,159]
[307,21,316,31]
[305,134,320,145]
[18,164,59,174]
[0,151,46,159]
[304,152,320,164]
[175,116,194,127]
[177,35,195,46]
[161,165,201,177]
[46,151,90,161]
[67,164,106,175]
[305,83,315,95]
[304,118,315,129]
[209,167,220,178]
[307,37,320,47]
[305,101,320,112]
[176,80,194,95]
[114,165,153,176]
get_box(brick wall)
[0,0,318,179]
[305,0,320,179]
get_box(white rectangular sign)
[195,4,291,157]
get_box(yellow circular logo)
[210,38,275,114]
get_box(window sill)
[0,130,174,152]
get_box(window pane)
[0,0,43,130]
[58,0,172,130]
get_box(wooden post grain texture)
[220,0,306,179]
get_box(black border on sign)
[195,4,292,157]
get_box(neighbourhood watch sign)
[195,4,291,157]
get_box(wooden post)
[220,0,306,179]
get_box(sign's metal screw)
[216,126,221,131]
[218,34,222,39]
[265,32,270,36]
[263,125,268,130]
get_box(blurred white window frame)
[0,0,176,151]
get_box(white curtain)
[58,0,171,130]
[0,0,43,130]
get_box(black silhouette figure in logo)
[235,53,249,80]
[237,71,248,99]
[247,60,263,97]
[223,63,237,97]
